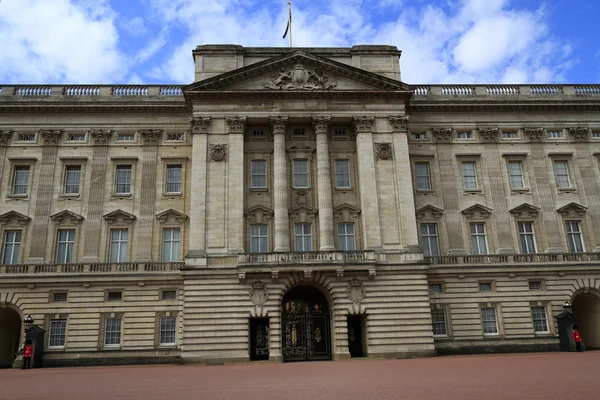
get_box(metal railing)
[0,262,184,274]
[425,252,600,265]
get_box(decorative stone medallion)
[347,278,365,303]
[210,144,227,162]
[375,143,393,160]
[250,281,269,306]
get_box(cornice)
[185,90,410,101]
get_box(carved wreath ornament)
[249,281,269,306]
[263,64,337,90]
[375,143,393,160]
[210,144,227,162]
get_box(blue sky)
[0,0,598,84]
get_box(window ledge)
[483,334,503,339]
[102,346,123,351]
[111,194,132,198]
[249,188,269,193]
[60,194,81,199]
[293,187,311,191]
[7,194,28,199]
[416,189,434,194]
[334,187,353,192]
[163,192,183,197]
[511,188,530,194]
[158,345,178,349]
[464,189,482,193]
[558,188,576,193]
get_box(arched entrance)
[0,307,21,368]
[281,285,331,361]
[572,291,600,349]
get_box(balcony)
[0,262,184,275]
[238,250,376,266]
[425,252,600,266]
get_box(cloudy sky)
[0,0,598,84]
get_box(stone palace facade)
[1,45,600,367]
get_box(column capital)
[388,115,409,132]
[225,116,247,134]
[352,116,374,134]
[270,116,289,135]
[139,129,163,146]
[0,130,14,146]
[189,117,211,134]
[40,129,63,146]
[89,130,113,146]
[312,116,331,135]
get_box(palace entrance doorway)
[0,307,21,368]
[281,285,331,362]
[572,291,600,349]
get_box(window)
[461,162,478,190]
[566,221,584,252]
[553,160,571,189]
[109,229,128,262]
[250,224,268,253]
[456,131,472,139]
[592,131,600,139]
[118,134,135,141]
[250,160,267,189]
[428,283,442,293]
[334,159,351,189]
[162,228,180,262]
[18,134,36,142]
[293,128,306,137]
[481,307,498,335]
[68,134,85,141]
[518,222,536,254]
[159,316,177,345]
[55,230,75,264]
[48,319,67,348]
[470,223,488,255]
[251,129,266,138]
[165,165,182,193]
[64,166,81,194]
[167,133,184,141]
[528,281,542,290]
[104,317,122,346]
[507,161,524,189]
[293,159,309,188]
[415,162,432,191]
[53,292,68,302]
[115,165,132,194]
[410,132,426,140]
[294,223,312,252]
[2,231,21,264]
[338,223,355,251]
[531,306,549,333]
[547,130,564,139]
[421,223,439,257]
[431,309,447,336]
[107,291,122,301]
[162,290,177,300]
[502,131,518,139]
[479,282,493,292]
[12,166,30,195]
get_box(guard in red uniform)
[572,325,583,352]
[22,340,33,369]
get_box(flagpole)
[288,1,292,48]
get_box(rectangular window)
[68,134,86,141]
[118,134,135,141]
[547,130,564,139]
[428,283,442,293]
[250,160,267,189]
[481,307,498,335]
[115,165,132,194]
[566,221,584,252]
[421,223,439,257]
[55,230,75,264]
[470,223,488,255]
[553,160,571,189]
[293,159,309,188]
[531,306,549,333]
[294,223,312,252]
[479,282,493,292]
[48,319,67,348]
[162,228,180,262]
[456,131,472,139]
[337,223,355,251]
[2,230,21,265]
[502,132,517,139]
[431,309,447,336]
[109,229,128,262]
[167,133,184,141]
[250,224,268,253]
[334,159,351,189]
[461,162,478,190]
[528,281,542,291]
[12,166,30,195]
[107,291,122,301]
[518,222,536,254]
[415,162,432,190]
[165,165,182,193]
[104,317,122,346]
[410,132,426,140]
[53,292,68,302]
[507,161,524,189]
[18,134,36,142]
[162,290,177,300]
[159,316,177,345]
[592,131,600,139]
[64,166,81,194]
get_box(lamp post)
[562,301,572,313]
[24,315,34,330]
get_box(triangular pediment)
[103,209,136,224]
[509,203,541,218]
[289,204,318,222]
[185,51,411,94]
[416,205,444,220]
[557,202,587,217]
[50,210,84,225]
[155,209,188,223]
[0,211,31,225]
[461,204,492,219]
[333,203,361,221]
[244,205,274,224]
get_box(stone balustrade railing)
[425,252,600,266]
[411,84,600,97]
[0,262,184,275]
[0,85,185,98]
[238,250,376,265]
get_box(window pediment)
[155,209,188,224]
[103,209,136,225]
[509,203,540,218]
[461,204,492,219]
[50,210,84,225]
[244,205,274,224]
[333,203,361,221]
[0,210,30,226]
[416,205,444,220]
[557,202,587,217]
[289,205,318,222]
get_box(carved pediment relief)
[103,209,136,225]
[50,210,84,225]
[244,205,274,224]
[557,202,588,217]
[416,205,444,220]
[263,64,337,90]
[333,204,361,221]
[461,204,492,219]
[509,203,541,218]
[289,205,318,223]
[0,211,31,226]
[155,209,188,224]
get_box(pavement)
[1,352,599,400]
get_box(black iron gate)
[282,300,330,361]
[250,318,269,361]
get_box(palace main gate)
[281,286,331,362]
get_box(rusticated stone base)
[435,342,560,356]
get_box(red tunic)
[24,345,33,358]
[572,331,582,343]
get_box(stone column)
[313,116,335,251]
[81,130,112,263]
[186,117,210,261]
[353,116,382,250]
[389,116,420,252]
[226,117,246,253]
[271,116,290,252]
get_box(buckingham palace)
[0,44,599,368]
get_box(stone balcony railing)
[238,250,377,266]
[425,252,600,266]
[411,84,600,98]
[0,262,184,275]
[0,85,184,99]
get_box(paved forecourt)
[0,352,598,400]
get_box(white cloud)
[122,16,147,37]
